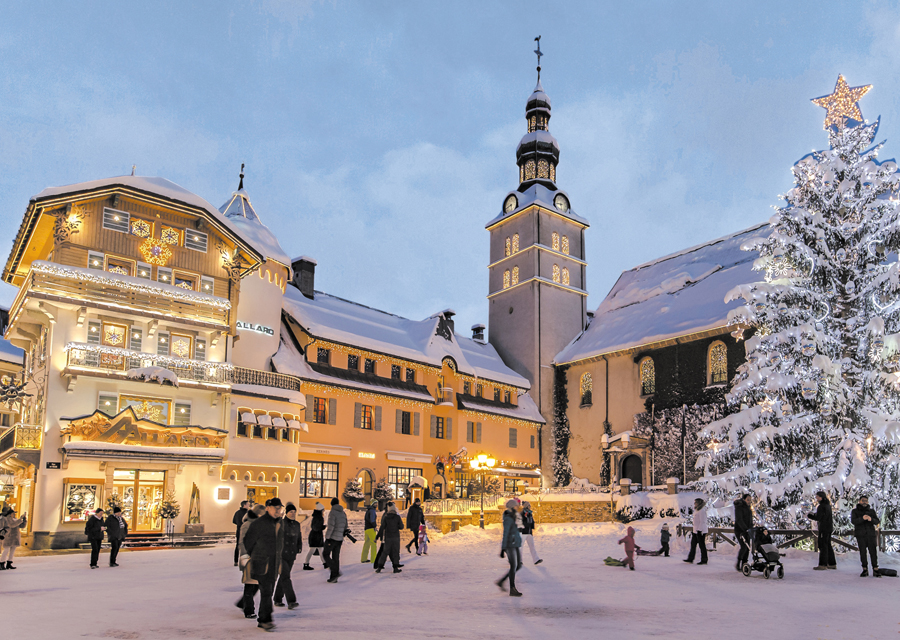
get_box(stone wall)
[425,499,615,534]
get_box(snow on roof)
[281,286,530,389]
[292,255,317,265]
[486,182,589,228]
[231,383,306,408]
[458,392,546,424]
[555,223,770,364]
[218,190,291,268]
[219,189,260,223]
[0,338,23,365]
[31,175,272,266]
[516,130,560,154]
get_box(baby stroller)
[741,526,784,579]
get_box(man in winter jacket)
[497,499,523,596]
[405,498,424,553]
[684,498,709,565]
[232,500,249,566]
[733,494,753,571]
[104,506,128,567]
[374,503,405,573]
[243,498,285,631]
[84,508,106,569]
[361,499,378,563]
[519,501,542,564]
[808,491,836,570]
[851,495,881,577]
[274,503,302,609]
[323,497,348,583]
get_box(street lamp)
[470,453,496,529]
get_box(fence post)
[666,477,679,495]
[619,478,631,496]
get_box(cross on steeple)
[534,36,542,82]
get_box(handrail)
[0,423,43,455]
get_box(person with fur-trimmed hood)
[496,499,523,597]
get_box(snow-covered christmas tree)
[696,76,900,527]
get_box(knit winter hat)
[370,499,378,507]
[506,499,519,509]
[522,501,531,509]
[285,502,297,513]
[314,502,325,511]
[661,523,669,530]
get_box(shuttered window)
[194,338,206,361]
[157,332,170,356]
[530,434,536,449]
[185,230,208,252]
[102,208,130,233]
[509,428,517,448]
[200,276,215,294]
[157,267,173,285]
[136,262,152,279]
[174,402,192,426]
[129,328,142,352]
[98,393,117,413]
[87,321,101,345]
[87,251,105,271]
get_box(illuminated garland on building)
[32,261,231,309]
[64,342,234,372]
[300,380,433,410]
[458,409,541,430]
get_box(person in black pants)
[405,498,424,553]
[84,509,106,569]
[274,503,302,609]
[733,494,753,571]
[232,500,249,567]
[105,506,128,567]
[374,503,405,573]
[851,495,881,577]
[243,498,285,632]
[808,490,836,570]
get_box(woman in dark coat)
[496,499,523,597]
[808,490,836,570]
[375,504,405,573]
[274,503,302,609]
[302,503,326,570]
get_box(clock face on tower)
[554,194,569,212]
[504,195,518,213]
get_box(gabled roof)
[280,286,530,389]
[555,223,770,364]
[5,175,269,283]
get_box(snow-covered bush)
[342,478,364,501]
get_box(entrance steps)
[79,531,234,550]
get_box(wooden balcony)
[14,260,230,330]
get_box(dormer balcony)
[11,261,231,330]
[436,386,454,406]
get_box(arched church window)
[640,357,655,396]
[512,266,519,286]
[562,267,570,286]
[552,264,561,283]
[708,341,728,385]
[524,160,536,181]
[529,116,536,133]
[503,270,511,290]
[505,237,511,257]
[580,372,592,406]
[537,159,549,179]
[512,234,519,254]
[552,232,560,251]
[562,236,570,255]
[550,164,556,182]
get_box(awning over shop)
[491,467,541,478]
[385,450,433,464]
[409,475,428,488]
[297,442,351,457]
[63,441,225,464]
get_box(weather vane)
[238,163,245,190]
[534,36,542,82]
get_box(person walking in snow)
[0,506,26,570]
[323,497,347,584]
[405,498,424,554]
[361,499,378,563]
[496,499,523,596]
[519,501,542,565]
[302,502,326,570]
[374,503,405,573]
[618,526,640,570]
[733,493,753,571]
[274,503,302,610]
[84,508,106,569]
[236,503,266,619]
[105,506,128,567]
[232,500,249,567]
[659,523,671,557]
[243,498,285,632]
[683,498,708,565]
[808,490,836,571]
[851,495,881,577]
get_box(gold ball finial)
[811,75,872,130]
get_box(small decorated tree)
[106,492,123,513]
[373,477,392,510]
[342,478,364,511]
[159,491,180,537]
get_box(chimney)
[291,256,317,299]
[471,323,486,342]
[441,309,456,334]
[586,310,595,327]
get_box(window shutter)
[509,428,517,448]
[395,409,402,434]
[476,422,482,443]
[136,262,152,279]
[157,332,170,356]
[414,413,420,436]
[430,415,437,438]
[194,338,206,361]
[446,417,452,440]
[129,328,142,352]
[174,402,192,426]
[467,421,473,443]
[328,399,337,425]
[157,267,173,285]
[305,398,315,422]
[98,393,117,413]
[102,208,130,233]
[354,402,362,429]
[531,434,535,449]
[87,251,105,271]
[374,406,382,431]
[200,276,215,294]
[87,321,101,345]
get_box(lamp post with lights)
[470,453,496,529]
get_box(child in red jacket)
[618,526,641,570]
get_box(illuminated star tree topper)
[811,74,872,129]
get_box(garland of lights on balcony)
[300,380,433,410]
[31,261,231,310]
[64,342,234,371]
[458,409,542,430]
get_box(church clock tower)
[486,38,589,432]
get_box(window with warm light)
[580,372,593,405]
[512,266,519,286]
[708,341,728,385]
[552,232,560,251]
[512,234,519,254]
[505,237,511,257]
[562,267,570,286]
[562,236,570,255]
[552,264,561,283]
[503,270,511,289]
[640,357,656,396]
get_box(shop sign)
[358,452,375,459]
[46,462,61,469]
[236,321,274,336]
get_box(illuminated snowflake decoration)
[139,238,173,266]
[160,227,181,245]
[130,219,151,238]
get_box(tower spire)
[238,163,245,191]
[516,37,559,187]
[534,35,542,85]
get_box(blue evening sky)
[1,1,899,335]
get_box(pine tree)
[551,364,573,486]
[697,77,900,527]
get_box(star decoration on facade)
[811,75,872,129]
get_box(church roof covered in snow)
[555,223,771,364]
[279,285,531,390]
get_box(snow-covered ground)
[3,521,896,639]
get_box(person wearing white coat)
[683,498,708,565]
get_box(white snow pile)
[126,366,178,386]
